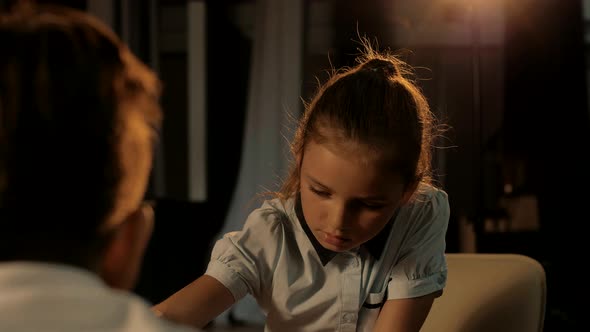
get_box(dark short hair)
[0,3,161,267]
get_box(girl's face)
[299,139,408,252]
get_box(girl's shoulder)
[397,183,450,228]
[240,196,298,234]
[408,183,449,210]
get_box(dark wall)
[0,0,85,10]
[134,1,251,304]
[502,1,588,329]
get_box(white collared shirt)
[206,184,449,332]
[0,262,200,332]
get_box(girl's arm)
[372,291,440,332]
[152,275,235,328]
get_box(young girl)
[154,44,449,332]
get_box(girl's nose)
[326,203,352,232]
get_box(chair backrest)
[421,253,546,332]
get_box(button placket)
[343,252,360,270]
[342,312,358,323]
[349,257,359,268]
[340,253,361,331]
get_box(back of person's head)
[281,39,438,199]
[0,2,161,288]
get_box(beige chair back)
[421,253,546,332]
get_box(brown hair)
[0,3,161,267]
[279,42,438,200]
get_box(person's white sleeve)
[387,187,450,300]
[205,202,285,302]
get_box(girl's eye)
[309,186,330,197]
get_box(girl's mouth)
[323,232,351,249]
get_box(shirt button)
[342,313,356,323]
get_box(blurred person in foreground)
[0,3,201,331]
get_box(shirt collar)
[294,193,396,266]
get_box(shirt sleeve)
[387,186,450,300]
[205,200,286,302]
